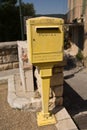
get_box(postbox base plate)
[37,112,56,126]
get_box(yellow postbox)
[26,17,64,126]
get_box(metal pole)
[19,0,24,40]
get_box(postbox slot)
[36,26,60,33]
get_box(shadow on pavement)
[64,67,84,80]
[63,81,87,130]
[64,74,74,80]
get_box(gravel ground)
[0,83,57,130]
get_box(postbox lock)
[33,38,35,41]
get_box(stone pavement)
[0,68,19,84]
[64,67,87,130]
[0,68,78,130]
[55,107,78,130]
[64,67,87,100]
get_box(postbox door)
[31,26,63,54]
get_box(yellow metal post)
[37,67,56,126]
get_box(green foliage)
[0,0,17,5]
[22,3,35,16]
[0,1,35,42]
[0,3,21,41]
[76,49,84,61]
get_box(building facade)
[67,0,87,57]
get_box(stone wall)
[35,61,66,107]
[0,41,19,71]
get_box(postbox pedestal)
[37,112,56,126]
[36,66,56,126]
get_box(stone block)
[0,64,4,71]
[10,54,18,62]
[51,85,63,97]
[50,73,63,87]
[5,49,11,55]
[3,55,11,63]
[0,50,2,56]
[3,63,13,70]
[8,63,13,69]
[11,49,18,55]
[0,41,18,71]
[0,56,3,64]
[55,97,63,106]
[52,66,64,75]
[0,80,8,84]
[1,50,5,56]
[13,62,19,68]
[54,60,66,67]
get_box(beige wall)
[68,0,87,57]
[68,0,83,22]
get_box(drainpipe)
[19,0,24,40]
[82,0,87,15]
[73,0,75,19]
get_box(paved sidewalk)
[64,67,87,130]
[0,68,19,77]
[64,67,87,100]
[0,68,19,84]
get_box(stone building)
[67,0,87,60]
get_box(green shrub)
[76,49,84,61]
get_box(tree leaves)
[0,0,17,5]
[0,1,35,42]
